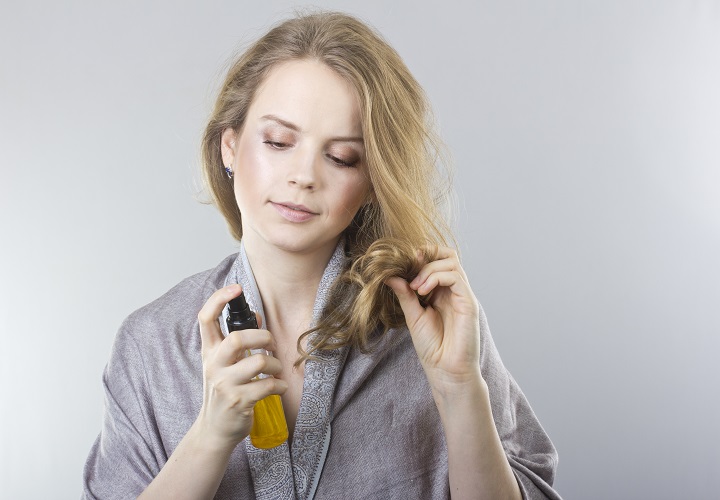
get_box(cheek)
[335,177,369,214]
[234,141,273,202]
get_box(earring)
[225,166,233,179]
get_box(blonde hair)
[200,11,455,362]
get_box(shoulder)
[117,253,239,348]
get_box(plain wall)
[1,1,719,498]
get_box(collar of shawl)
[221,239,349,500]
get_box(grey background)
[1,1,718,498]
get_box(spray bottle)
[226,291,289,449]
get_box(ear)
[221,127,238,168]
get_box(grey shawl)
[83,241,562,499]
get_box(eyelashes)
[263,140,289,149]
[327,153,359,168]
[262,140,359,168]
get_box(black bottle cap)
[228,291,254,324]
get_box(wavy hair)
[200,10,455,362]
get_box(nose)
[286,148,319,190]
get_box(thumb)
[385,277,424,329]
[198,283,243,352]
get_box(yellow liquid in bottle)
[250,393,289,449]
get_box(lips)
[270,201,318,222]
[275,202,317,214]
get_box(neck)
[242,236,339,340]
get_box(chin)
[271,232,341,256]
[244,220,344,256]
[261,232,319,253]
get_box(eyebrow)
[260,114,364,143]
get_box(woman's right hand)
[195,284,288,450]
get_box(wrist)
[427,365,485,398]
[189,418,242,456]
[428,368,489,414]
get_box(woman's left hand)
[385,246,482,393]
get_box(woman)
[83,11,561,500]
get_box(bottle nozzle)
[227,290,256,327]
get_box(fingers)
[413,270,467,296]
[198,284,244,351]
[215,328,277,367]
[410,246,468,293]
[385,276,424,329]
[201,362,288,445]
[239,376,289,402]
[212,347,287,411]
[221,352,284,386]
[215,375,289,413]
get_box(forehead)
[248,59,362,135]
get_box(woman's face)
[222,59,371,258]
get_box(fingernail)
[228,284,239,292]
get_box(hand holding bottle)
[225,288,289,448]
[195,284,288,449]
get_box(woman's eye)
[263,140,289,149]
[328,155,358,168]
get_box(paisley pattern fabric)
[221,240,348,500]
